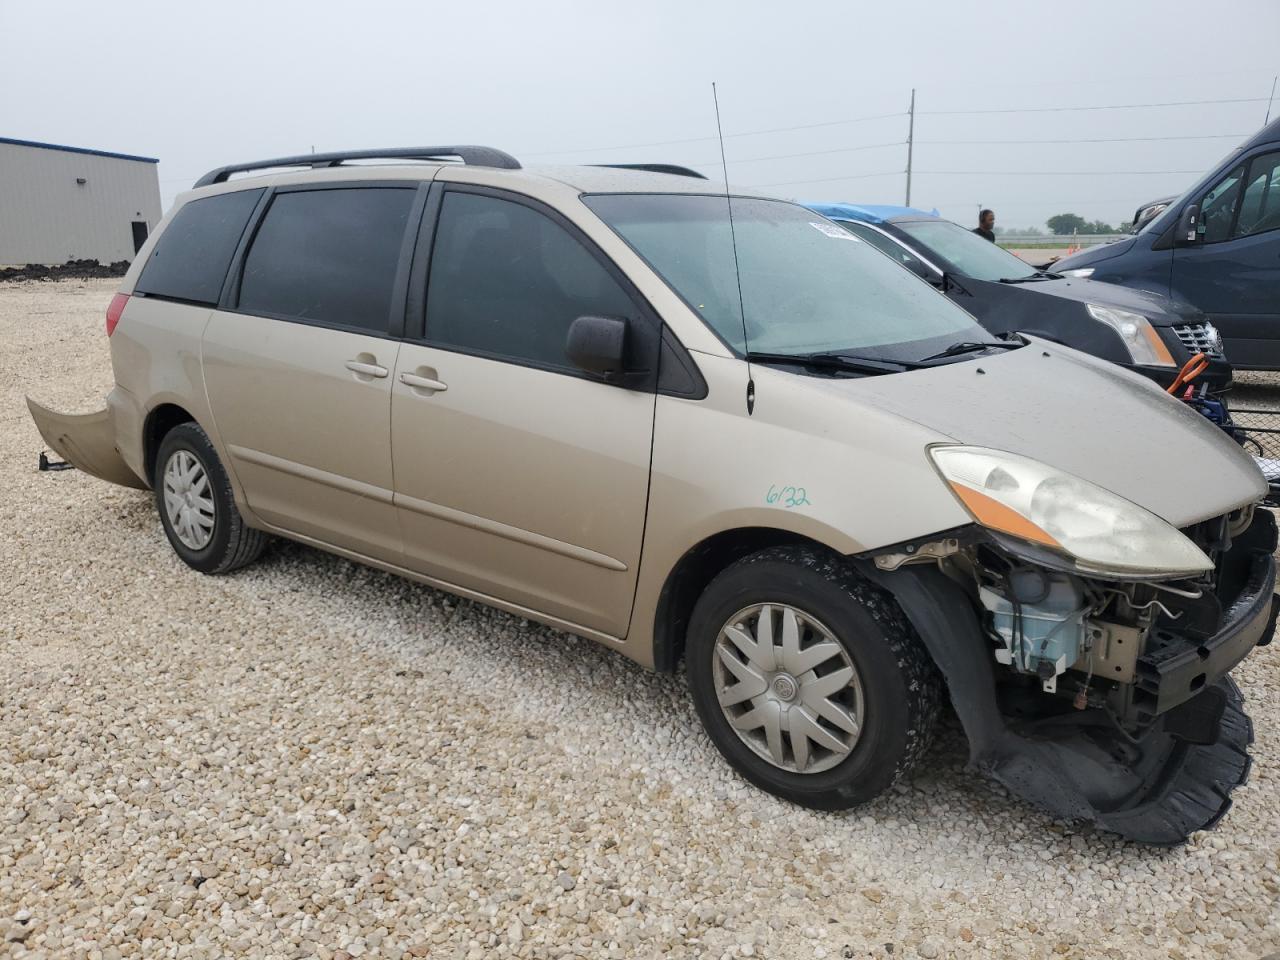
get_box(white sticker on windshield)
[810,221,859,240]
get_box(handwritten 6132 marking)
[766,485,812,508]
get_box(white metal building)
[0,137,163,266]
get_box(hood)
[1052,236,1137,271]
[982,275,1204,326]
[805,342,1263,528]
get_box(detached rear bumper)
[26,397,147,489]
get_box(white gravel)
[3,278,1279,960]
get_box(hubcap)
[712,603,864,774]
[162,450,215,550]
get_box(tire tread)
[687,544,942,808]
[155,422,267,574]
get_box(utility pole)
[905,88,916,206]
[1266,76,1277,125]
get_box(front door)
[1173,149,1280,368]
[391,187,658,637]
[202,184,419,560]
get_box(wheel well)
[143,403,196,484]
[651,527,836,673]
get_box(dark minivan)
[1053,118,1280,370]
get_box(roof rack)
[593,163,707,180]
[193,145,521,187]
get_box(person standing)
[973,209,996,242]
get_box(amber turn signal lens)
[949,482,1062,549]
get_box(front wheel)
[154,422,267,574]
[686,546,941,809]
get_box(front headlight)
[1205,321,1224,356]
[1061,267,1094,278]
[930,446,1212,578]
[1086,303,1176,367]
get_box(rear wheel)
[686,545,941,809]
[154,422,267,574]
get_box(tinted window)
[238,188,415,332]
[839,221,931,273]
[425,192,637,369]
[1200,163,1244,243]
[894,219,1037,282]
[135,189,263,305]
[1235,151,1280,239]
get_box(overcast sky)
[3,0,1278,231]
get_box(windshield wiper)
[999,270,1061,284]
[745,350,919,376]
[916,340,1021,364]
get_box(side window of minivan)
[1199,164,1245,243]
[238,187,415,333]
[1235,151,1280,239]
[135,189,264,304]
[424,191,638,371]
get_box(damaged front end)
[867,505,1277,845]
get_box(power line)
[523,110,907,158]
[681,140,905,167]
[919,96,1267,116]
[526,96,1259,162]
[749,171,904,188]
[916,169,1201,176]
[912,68,1280,96]
[920,133,1247,145]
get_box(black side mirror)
[566,315,628,380]
[1177,204,1201,244]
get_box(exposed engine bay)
[866,504,1277,844]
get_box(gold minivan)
[29,146,1276,844]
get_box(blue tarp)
[802,201,940,223]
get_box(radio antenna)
[712,82,754,415]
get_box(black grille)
[1172,322,1223,358]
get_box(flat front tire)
[687,545,941,810]
[154,422,267,574]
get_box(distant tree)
[1083,220,1114,234]
[1047,213,1088,235]
[1117,221,1134,233]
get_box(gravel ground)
[2,278,1279,960]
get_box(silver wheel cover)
[162,449,215,551]
[713,603,864,774]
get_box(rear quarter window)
[134,189,264,305]
[237,187,415,333]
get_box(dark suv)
[1053,118,1280,370]
[805,203,1232,395]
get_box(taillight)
[105,293,129,337]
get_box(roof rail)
[593,163,708,180]
[193,145,521,187]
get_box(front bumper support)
[867,561,1268,845]
[1133,551,1276,721]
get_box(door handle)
[345,360,389,379]
[400,372,448,393]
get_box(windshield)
[583,194,987,360]
[895,219,1038,282]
